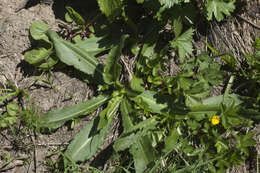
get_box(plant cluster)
[18,0,260,172]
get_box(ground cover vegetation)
[1,0,260,172]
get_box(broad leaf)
[170,22,194,61]
[163,128,179,153]
[25,22,58,69]
[97,0,123,21]
[76,36,113,57]
[206,0,235,22]
[47,30,103,76]
[24,47,58,69]
[30,21,50,42]
[39,95,109,130]
[130,136,157,173]
[65,117,112,162]
[103,35,128,84]
[187,94,245,120]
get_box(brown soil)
[0,0,259,173]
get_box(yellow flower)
[211,115,220,125]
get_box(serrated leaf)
[206,0,235,22]
[30,21,50,42]
[47,30,103,77]
[97,0,123,21]
[236,132,256,148]
[114,117,157,151]
[124,117,158,134]
[65,117,112,162]
[103,35,128,84]
[159,0,179,8]
[39,95,109,130]
[170,27,194,61]
[133,90,171,114]
[130,74,145,92]
[173,17,183,37]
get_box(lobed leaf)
[206,0,235,22]
[170,27,194,61]
[97,0,123,21]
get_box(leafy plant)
[23,1,260,172]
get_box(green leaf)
[76,36,113,57]
[188,94,243,113]
[65,117,112,162]
[24,47,58,69]
[65,6,85,25]
[106,95,123,119]
[163,128,179,153]
[97,93,123,130]
[130,74,145,92]
[47,30,103,77]
[236,132,256,148]
[170,26,194,61]
[120,98,134,132]
[97,0,123,21]
[159,0,179,8]
[7,103,19,116]
[130,136,157,173]
[173,17,183,38]
[30,21,50,42]
[206,0,235,22]
[65,12,73,23]
[124,117,158,134]
[39,95,109,130]
[215,140,229,153]
[133,90,170,114]
[103,35,128,84]
[114,117,158,151]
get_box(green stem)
[224,75,235,97]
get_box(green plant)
[24,1,260,172]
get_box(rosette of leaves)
[23,2,260,172]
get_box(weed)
[22,1,260,172]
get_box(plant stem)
[224,75,235,97]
